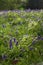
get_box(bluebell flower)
[32,40,36,45]
[29,47,34,51]
[25,9,31,12]
[2,54,7,60]
[15,41,18,46]
[14,38,16,43]
[3,10,8,13]
[9,39,12,49]
[41,37,43,40]
[13,38,18,46]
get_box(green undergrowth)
[0,10,43,65]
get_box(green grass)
[0,10,43,65]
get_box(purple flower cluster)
[32,36,43,45]
[14,38,18,46]
[28,36,43,50]
[2,54,7,60]
[29,47,34,51]
[37,36,41,40]
[41,37,43,40]
[9,38,18,49]
[37,36,43,40]
[14,38,16,42]
[9,39,12,49]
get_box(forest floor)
[0,10,43,65]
